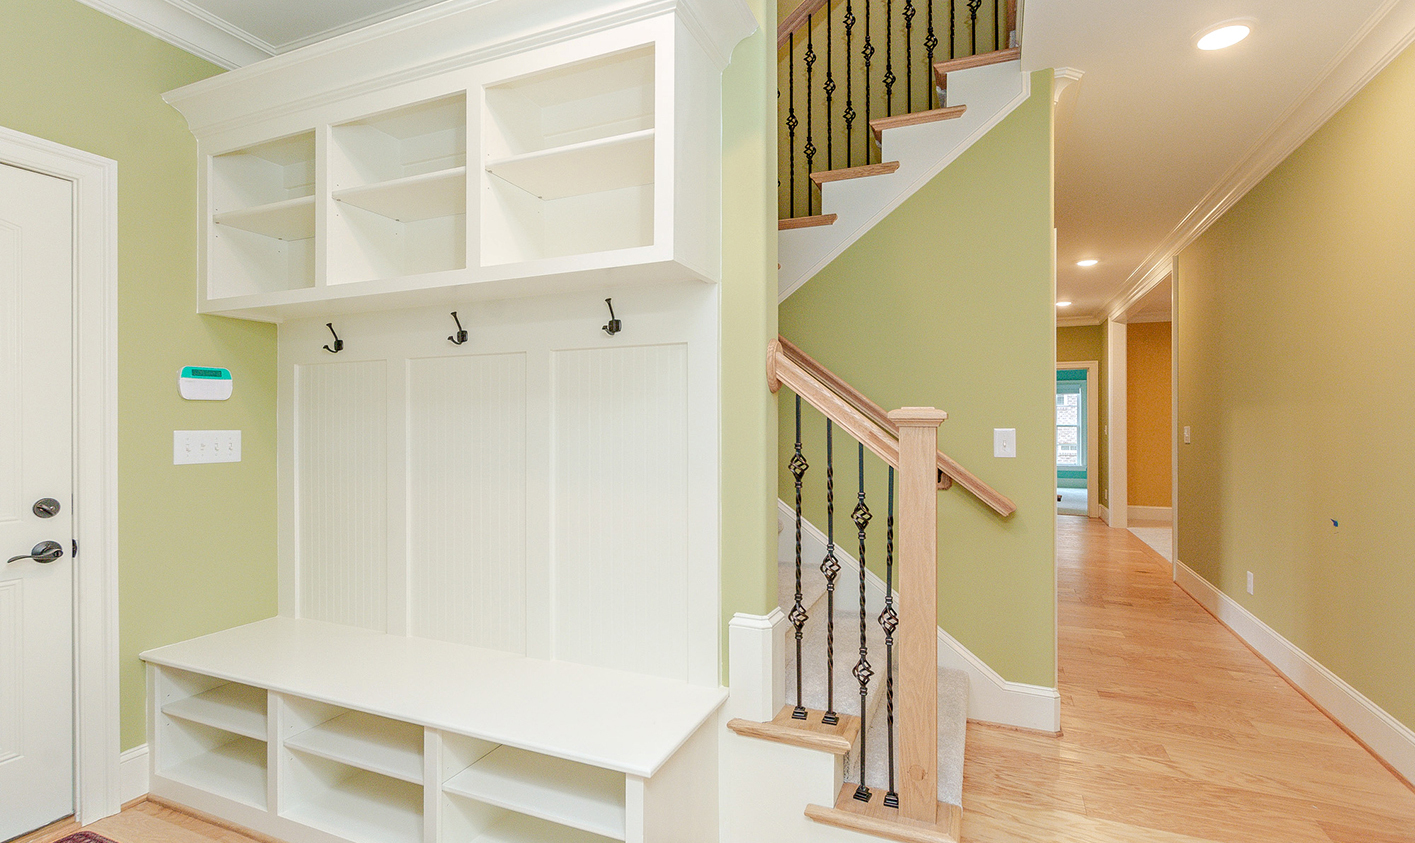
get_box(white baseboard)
[119,744,149,804]
[779,500,1060,732]
[1173,559,1415,785]
[1128,505,1172,523]
[1099,503,1111,524]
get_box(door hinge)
[72,539,78,558]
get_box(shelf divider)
[213,195,315,240]
[332,166,467,222]
[162,682,267,740]
[284,710,424,784]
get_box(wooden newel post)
[887,406,946,824]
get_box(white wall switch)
[174,430,242,465]
[1184,425,1192,444]
[1246,571,1254,595]
[994,428,1016,458]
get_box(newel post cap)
[887,407,947,427]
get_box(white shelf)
[163,682,267,740]
[213,195,315,241]
[334,167,466,222]
[445,745,625,840]
[142,617,727,777]
[485,131,652,200]
[471,811,619,843]
[283,768,422,843]
[285,710,424,783]
[162,735,268,810]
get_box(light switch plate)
[174,430,242,465]
[994,428,1016,458]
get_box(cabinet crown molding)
[163,0,757,137]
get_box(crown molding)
[163,0,755,138]
[1056,314,1103,328]
[74,0,272,69]
[1105,0,1415,319]
[1052,67,1083,103]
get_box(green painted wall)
[720,0,780,681]
[778,71,1055,686]
[1056,323,1108,506]
[0,0,278,750]
[1176,43,1415,729]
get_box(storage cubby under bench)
[143,617,726,843]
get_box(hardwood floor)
[959,515,1415,843]
[14,800,266,843]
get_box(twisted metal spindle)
[851,442,874,802]
[787,32,798,217]
[804,13,817,215]
[861,0,874,159]
[880,467,900,808]
[924,0,937,108]
[903,0,915,113]
[822,420,841,725]
[883,0,895,114]
[789,395,810,719]
[825,8,835,171]
[843,0,856,166]
[949,0,957,61]
[968,0,983,57]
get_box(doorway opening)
[1056,361,1099,518]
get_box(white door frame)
[0,126,121,824]
[1055,360,1100,519]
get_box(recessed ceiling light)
[1197,22,1251,51]
[1057,301,1072,307]
[1076,259,1099,267]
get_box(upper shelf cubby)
[212,131,316,213]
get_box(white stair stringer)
[779,59,1031,302]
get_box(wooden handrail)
[777,0,830,49]
[769,337,1017,517]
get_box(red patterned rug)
[50,833,121,843]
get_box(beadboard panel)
[407,352,528,652]
[277,283,719,685]
[295,359,389,629]
[552,344,690,680]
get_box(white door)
[0,161,75,838]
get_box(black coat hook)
[602,298,622,336]
[448,311,468,345]
[323,322,344,353]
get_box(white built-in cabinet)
[146,1,752,841]
[165,0,754,322]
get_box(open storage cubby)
[441,734,626,841]
[482,45,656,267]
[155,667,269,810]
[329,93,469,284]
[210,132,317,298]
[283,750,424,843]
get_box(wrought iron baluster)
[969,0,982,57]
[789,395,810,719]
[804,13,817,215]
[843,1,856,167]
[880,467,900,807]
[950,0,957,60]
[825,6,835,171]
[822,420,840,725]
[883,0,896,116]
[903,0,915,113]
[924,0,937,108]
[851,443,873,801]
[862,0,874,159]
[994,0,1001,51]
[787,32,798,217]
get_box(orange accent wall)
[1126,321,1171,507]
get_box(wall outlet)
[1184,425,1192,444]
[174,430,242,465]
[993,428,1016,458]
[1246,571,1254,595]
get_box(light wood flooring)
[13,517,1415,843]
[959,515,1415,843]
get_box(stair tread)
[807,785,961,843]
[726,705,861,755]
[810,161,901,186]
[870,106,967,141]
[779,214,837,230]
[933,46,1021,88]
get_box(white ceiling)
[81,0,1415,326]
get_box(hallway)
[959,516,1415,842]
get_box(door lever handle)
[7,540,63,564]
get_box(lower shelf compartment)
[473,811,619,843]
[161,734,268,811]
[444,744,625,840]
[283,760,423,843]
